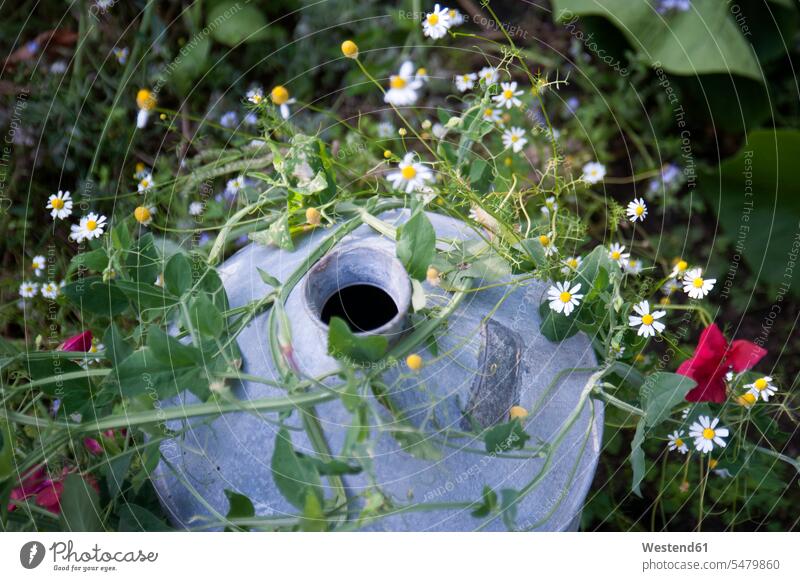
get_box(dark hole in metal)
[320,284,398,332]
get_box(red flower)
[7,466,99,515]
[59,330,92,352]
[677,323,767,403]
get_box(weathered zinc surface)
[153,209,603,531]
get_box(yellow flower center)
[660,297,671,305]
[702,428,715,440]
[462,75,470,82]
[417,67,426,76]
[390,75,407,89]
[674,438,683,447]
[642,314,654,325]
[677,260,688,271]
[559,291,572,303]
[86,219,97,231]
[271,85,289,105]
[136,89,156,110]
[483,108,494,117]
[629,260,637,268]
[754,378,768,391]
[406,353,423,371]
[134,206,151,223]
[509,405,528,420]
[401,165,417,180]
[635,205,644,216]
[693,277,704,288]
[427,13,439,25]
[340,40,358,58]
[510,134,519,142]
[611,251,621,260]
[740,392,756,405]
[503,89,513,99]
[567,259,578,268]
[539,235,550,246]
[51,197,64,209]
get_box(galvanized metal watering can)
[153,209,603,530]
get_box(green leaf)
[117,504,172,531]
[59,474,101,531]
[186,294,224,338]
[103,453,131,500]
[271,428,322,511]
[499,488,520,530]
[125,232,161,286]
[396,210,436,280]
[257,268,281,288]
[538,300,580,342]
[327,317,388,364]
[516,238,547,270]
[0,421,13,483]
[250,213,294,251]
[71,248,108,273]
[297,454,362,476]
[164,253,193,297]
[552,0,761,80]
[483,419,530,453]
[224,489,255,531]
[640,372,696,428]
[208,1,270,46]
[62,277,129,316]
[115,280,180,310]
[629,420,647,497]
[471,485,498,518]
[26,356,93,414]
[301,489,327,531]
[103,323,133,367]
[390,426,442,461]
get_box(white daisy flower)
[502,127,528,153]
[70,212,107,243]
[689,415,729,454]
[226,176,246,196]
[134,205,156,226]
[628,300,666,338]
[455,72,477,92]
[31,255,46,277]
[415,67,429,83]
[386,152,433,194]
[661,278,680,296]
[469,206,500,233]
[493,81,523,109]
[271,86,295,120]
[448,8,465,26]
[561,256,582,274]
[41,281,60,299]
[547,281,583,316]
[46,190,73,220]
[746,376,777,402]
[539,233,557,257]
[189,201,204,216]
[385,61,424,106]
[608,243,630,266]
[422,4,452,39]
[377,121,395,138]
[481,107,502,123]
[667,430,689,454]
[682,268,716,299]
[626,197,648,222]
[540,196,558,216]
[247,87,264,105]
[670,258,689,278]
[138,172,154,193]
[581,161,606,184]
[135,89,156,129]
[478,66,499,85]
[19,281,38,298]
[624,258,643,275]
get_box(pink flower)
[59,330,92,352]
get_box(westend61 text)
[642,542,708,553]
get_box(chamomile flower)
[448,8,465,25]
[667,430,689,454]
[137,172,154,193]
[547,281,583,316]
[682,268,716,299]
[670,258,689,278]
[385,61,423,106]
[493,81,523,109]
[539,233,557,256]
[481,107,502,123]
[247,87,264,105]
[561,256,582,274]
[455,72,477,92]
[541,196,558,216]
[19,281,38,298]
[70,213,107,243]
[608,243,630,266]
[626,198,648,222]
[432,123,446,139]
[469,206,500,233]
[31,255,46,276]
[226,176,246,196]
[271,85,295,119]
[689,416,729,453]
[422,4,452,39]
[41,281,60,299]
[581,161,606,184]
[135,88,157,129]
[502,127,528,153]
[46,190,73,220]
[386,152,433,193]
[746,376,777,402]
[628,300,666,337]
[415,67,429,83]
[133,205,156,226]
[189,201,204,216]
[661,278,680,296]
[624,258,643,275]
[478,66,499,85]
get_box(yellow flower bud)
[406,353,423,371]
[383,150,392,159]
[305,207,321,226]
[134,206,151,224]
[271,85,289,105]
[136,88,156,111]
[426,266,440,286]
[509,405,528,421]
[341,40,359,59]
[398,128,407,136]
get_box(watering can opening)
[302,245,412,343]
